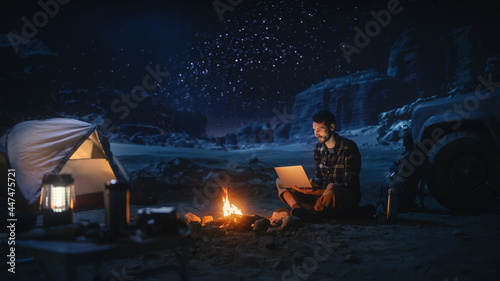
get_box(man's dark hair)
[312,110,336,127]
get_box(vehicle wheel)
[426,131,500,211]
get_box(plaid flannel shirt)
[313,133,362,203]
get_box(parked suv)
[409,68,500,211]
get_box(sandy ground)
[2,131,500,281]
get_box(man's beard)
[317,131,332,143]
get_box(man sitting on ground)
[276,110,362,221]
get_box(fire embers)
[185,212,267,233]
[181,187,310,235]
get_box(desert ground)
[3,129,500,281]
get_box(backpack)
[379,152,425,213]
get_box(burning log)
[228,214,263,232]
[204,214,264,232]
[193,187,267,233]
[204,216,232,227]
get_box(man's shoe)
[291,207,321,223]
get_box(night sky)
[2,0,497,136]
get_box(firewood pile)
[183,208,305,235]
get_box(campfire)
[222,187,242,217]
[184,187,270,232]
[219,187,260,231]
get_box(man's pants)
[276,178,359,217]
[276,179,335,212]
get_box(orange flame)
[222,187,242,217]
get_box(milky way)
[4,0,492,135]
[160,0,384,120]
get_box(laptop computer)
[274,165,312,189]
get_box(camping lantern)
[40,174,75,227]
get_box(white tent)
[0,118,129,208]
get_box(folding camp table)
[18,234,192,281]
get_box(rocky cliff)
[288,24,496,141]
[289,69,414,139]
[387,25,486,95]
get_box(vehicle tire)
[426,131,500,211]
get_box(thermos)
[386,185,399,223]
[104,179,130,232]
